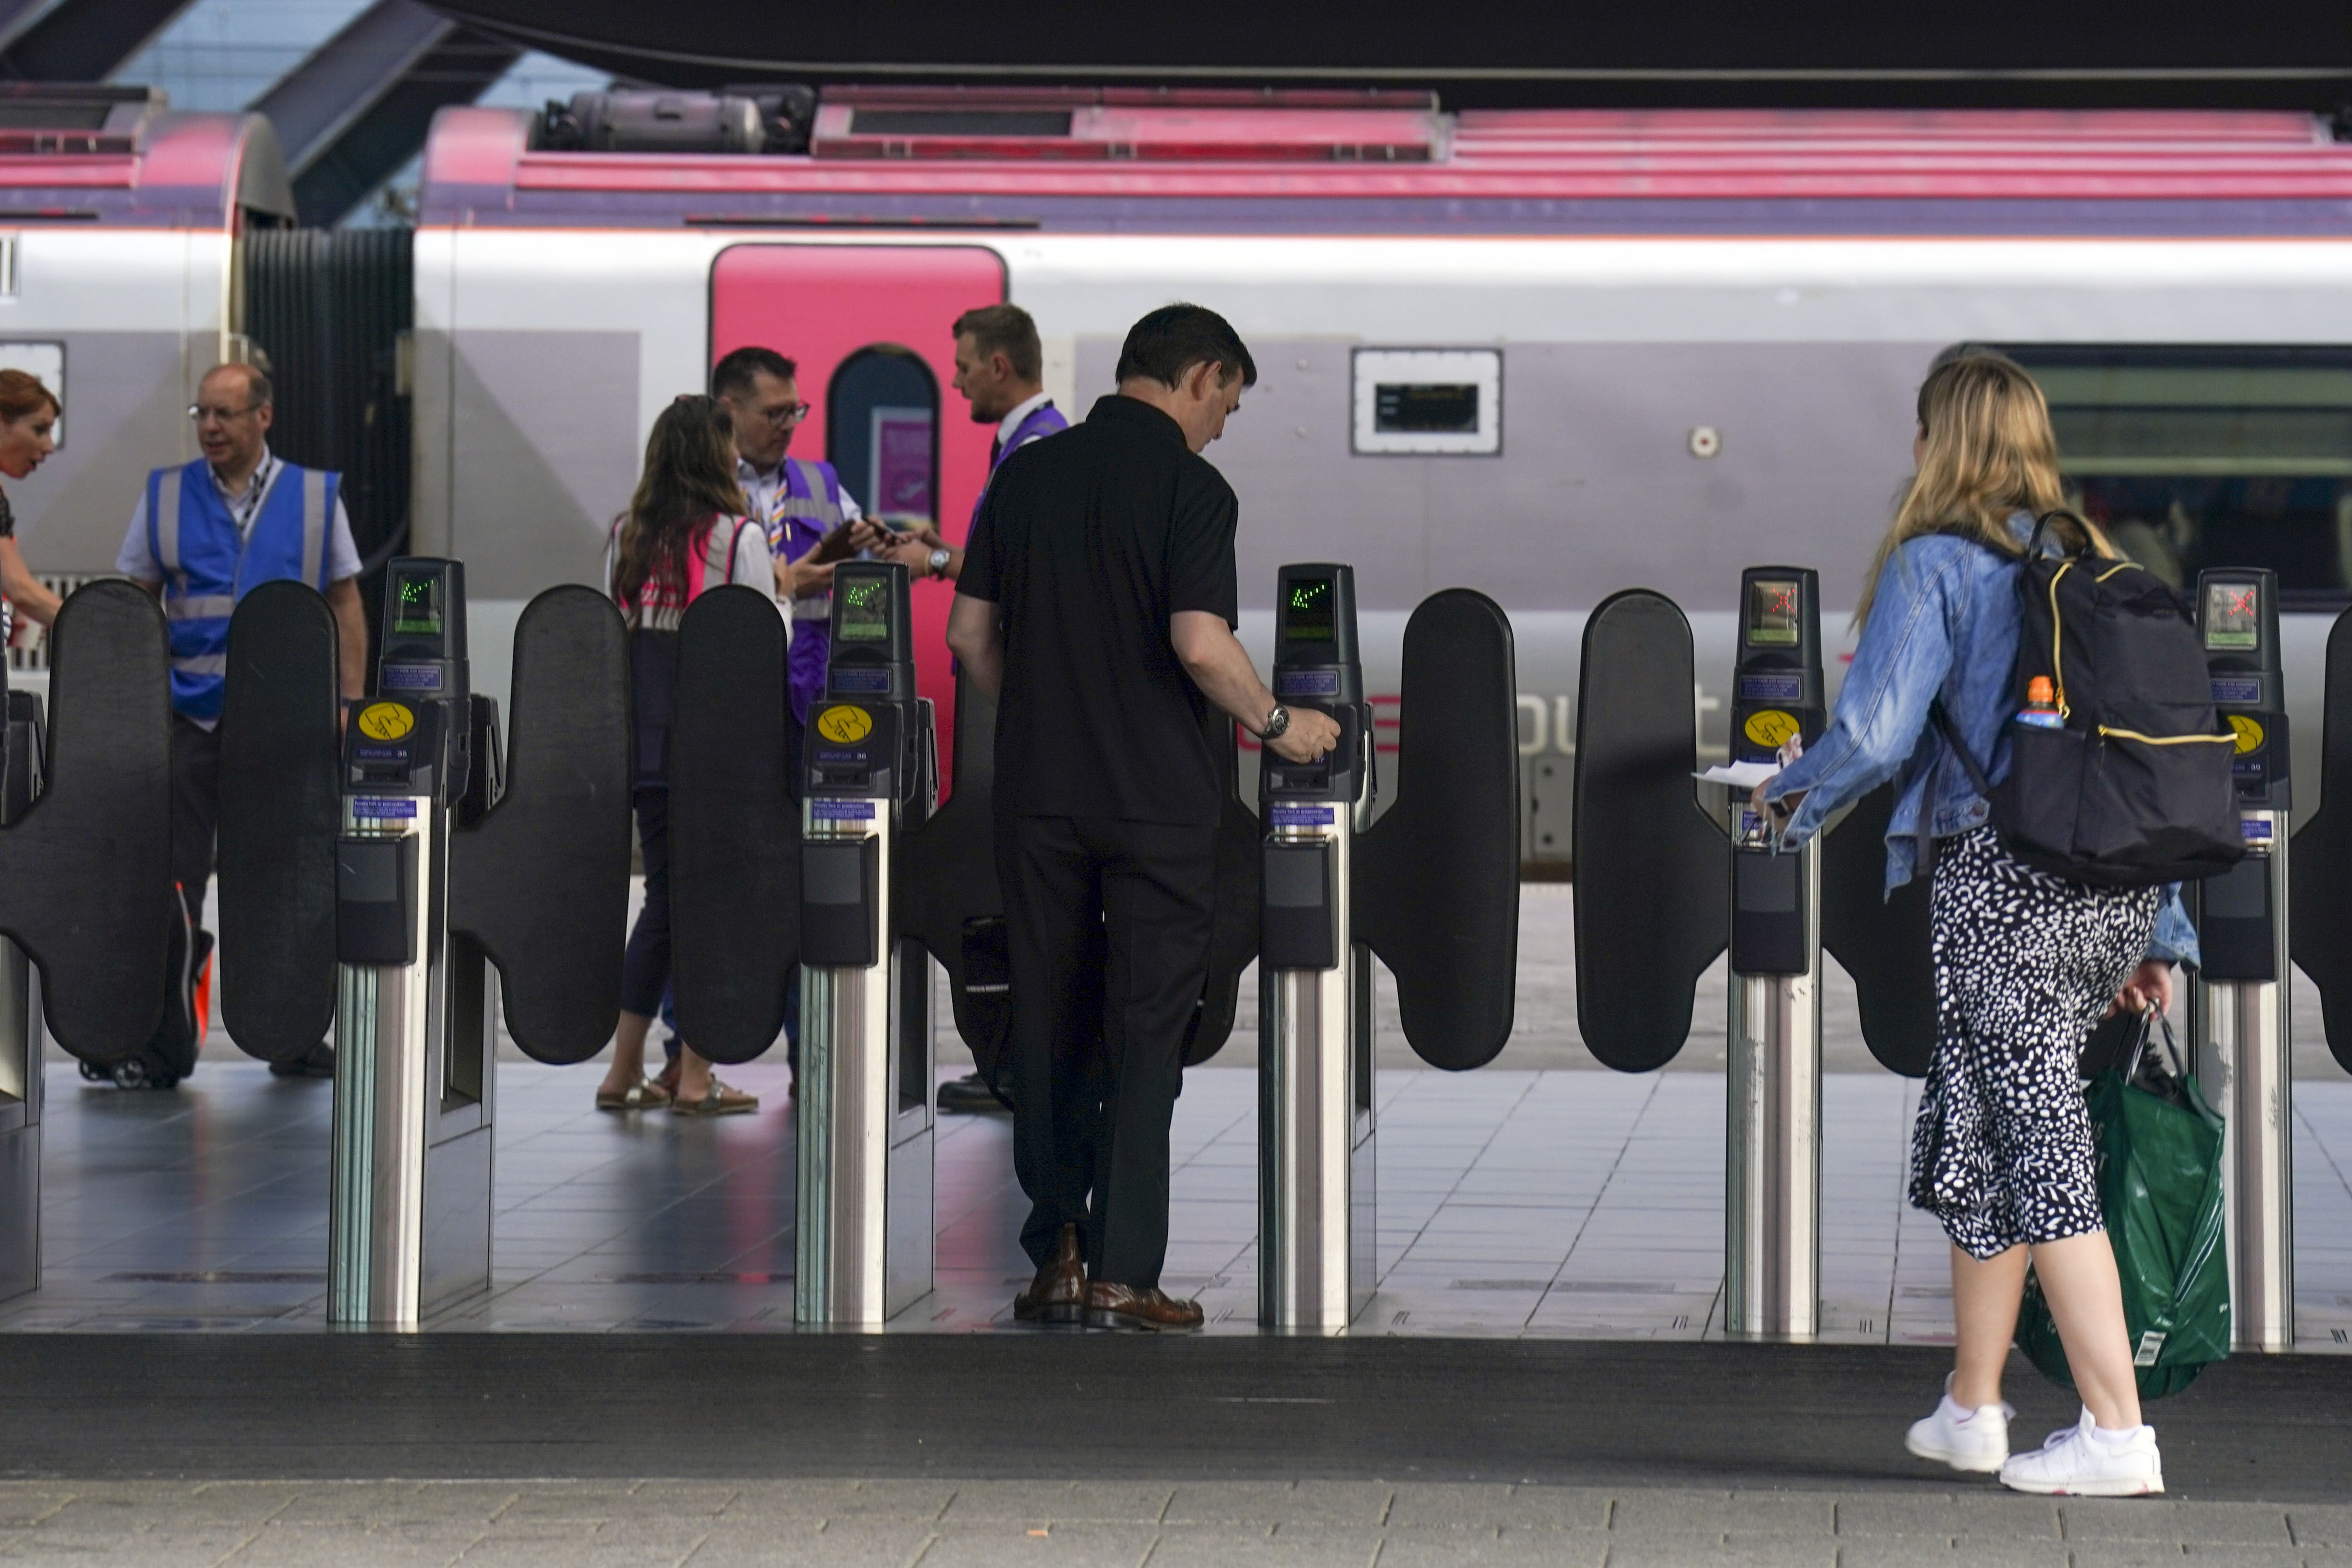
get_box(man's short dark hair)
[711,346,797,399]
[204,361,272,408]
[952,303,1043,383]
[1114,304,1255,391]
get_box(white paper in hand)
[1694,761,1778,790]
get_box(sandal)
[596,1077,672,1112]
[670,1078,759,1117]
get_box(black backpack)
[1933,512,2243,888]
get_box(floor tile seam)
[2293,1104,2352,1206]
[1382,1071,1554,1296]
[1527,1073,1667,1325]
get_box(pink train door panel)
[710,244,1007,795]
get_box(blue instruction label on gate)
[2242,818,2273,841]
[811,800,875,821]
[380,664,443,691]
[1270,804,1334,827]
[2211,677,2262,706]
[352,798,418,818]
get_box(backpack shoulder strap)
[1929,698,1997,800]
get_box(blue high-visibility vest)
[146,458,338,721]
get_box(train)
[6,85,2352,861]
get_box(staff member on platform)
[119,362,368,1078]
[861,304,1065,591]
[0,369,65,638]
[910,303,1068,1117]
[710,346,862,725]
[947,304,1340,1331]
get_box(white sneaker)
[1905,1377,2013,1473]
[1998,1408,2165,1497]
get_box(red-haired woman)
[0,369,63,636]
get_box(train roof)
[0,85,293,231]
[423,93,2352,236]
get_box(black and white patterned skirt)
[1909,826,2158,1259]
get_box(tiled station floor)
[3,887,2349,1343]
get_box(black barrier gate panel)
[448,586,630,1064]
[894,669,1008,1090]
[217,583,342,1063]
[1572,590,1727,1073]
[1186,710,1259,1066]
[0,583,171,1060]
[2291,604,2352,1075]
[1819,783,1936,1078]
[668,586,797,1064]
[1355,589,1518,1071]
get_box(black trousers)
[1000,814,1217,1290]
[169,716,223,929]
[621,786,672,1019]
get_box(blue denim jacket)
[1760,520,2199,967]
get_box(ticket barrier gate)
[1575,570,1930,1342]
[1260,568,1521,1332]
[2192,570,2294,1352]
[217,567,629,1327]
[795,563,939,1326]
[0,688,44,1301]
[0,583,172,1303]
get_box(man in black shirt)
[950,305,1340,1331]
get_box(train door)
[709,245,1007,792]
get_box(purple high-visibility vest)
[967,399,1067,530]
[761,456,845,725]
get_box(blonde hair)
[1857,353,2106,624]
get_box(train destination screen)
[1285,577,1336,640]
[2205,582,2260,649]
[393,570,443,638]
[1374,382,1478,434]
[839,578,891,641]
[1747,579,1801,645]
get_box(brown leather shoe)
[1083,1280,1204,1332]
[1012,1224,1086,1324]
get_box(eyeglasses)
[761,401,812,426]
[188,403,263,423]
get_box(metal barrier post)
[2192,568,2294,1352]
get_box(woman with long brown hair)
[599,394,783,1115]
[0,369,63,635]
[1755,353,2193,1495]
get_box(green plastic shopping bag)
[2016,1014,2231,1400]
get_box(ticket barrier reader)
[1261,571,1522,1332]
[795,562,939,1327]
[0,583,171,1303]
[0,688,44,1300]
[1258,565,1376,1332]
[1720,569,1829,1341]
[217,568,629,1328]
[2192,569,2294,1352]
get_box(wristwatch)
[1261,704,1290,741]
[926,546,953,579]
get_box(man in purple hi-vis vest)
[860,303,1066,590]
[872,304,1069,1118]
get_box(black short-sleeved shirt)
[959,394,1240,826]
[0,487,15,538]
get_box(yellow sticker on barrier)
[1743,709,1801,749]
[356,702,414,741]
[2229,715,2265,755]
[816,705,874,744]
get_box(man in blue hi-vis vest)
[116,362,369,1081]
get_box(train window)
[827,345,938,525]
[1352,349,1501,455]
[1999,346,2352,608]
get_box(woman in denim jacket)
[1757,354,2184,1497]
